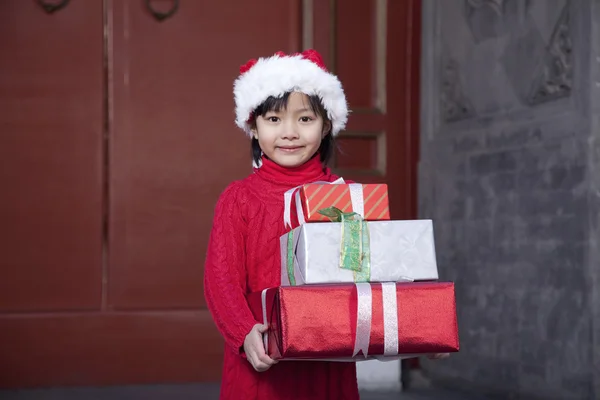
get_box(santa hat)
[233,49,348,137]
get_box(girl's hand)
[426,353,450,360]
[243,324,278,372]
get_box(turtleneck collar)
[253,154,331,187]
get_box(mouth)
[277,146,303,153]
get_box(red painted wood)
[0,1,104,311]
[0,310,222,388]
[386,0,422,220]
[108,0,302,311]
[336,0,376,109]
[335,136,379,170]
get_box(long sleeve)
[204,182,258,352]
[206,158,360,400]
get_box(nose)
[280,119,300,140]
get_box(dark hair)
[250,92,335,166]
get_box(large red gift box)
[246,282,459,361]
[283,182,390,229]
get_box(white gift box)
[280,220,439,286]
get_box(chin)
[272,155,308,168]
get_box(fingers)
[250,353,271,372]
[253,335,278,367]
[246,325,278,372]
[253,324,277,364]
[258,352,278,366]
[249,352,276,372]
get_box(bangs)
[253,92,325,118]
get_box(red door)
[0,0,420,388]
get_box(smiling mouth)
[278,146,303,152]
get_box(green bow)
[318,206,371,282]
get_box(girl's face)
[253,92,330,168]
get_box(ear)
[322,121,332,137]
[251,129,258,139]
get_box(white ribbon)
[382,282,399,356]
[348,183,365,218]
[283,187,299,229]
[352,282,372,357]
[261,288,269,351]
[283,178,345,229]
[352,282,400,358]
[295,190,306,226]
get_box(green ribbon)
[286,231,297,286]
[318,206,371,282]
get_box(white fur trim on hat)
[234,52,348,137]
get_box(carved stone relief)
[526,3,573,105]
[498,1,572,106]
[500,20,547,104]
[440,58,475,122]
[465,0,531,43]
[437,0,573,124]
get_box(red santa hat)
[233,49,348,137]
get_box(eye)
[267,116,280,123]
[299,116,313,123]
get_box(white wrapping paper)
[280,220,439,286]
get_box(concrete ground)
[0,383,490,400]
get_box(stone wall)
[418,1,599,398]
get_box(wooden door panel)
[335,0,387,181]
[108,0,302,311]
[386,0,422,220]
[0,1,104,311]
[336,0,378,110]
[0,310,222,387]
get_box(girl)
[204,49,447,400]
[204,49,359,400]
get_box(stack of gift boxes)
[247,180,460,361]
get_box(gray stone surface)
[589,2,600,398]
[419,0,599,399]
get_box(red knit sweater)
[204,155,359,400]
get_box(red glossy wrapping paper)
[246,282,459,360]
